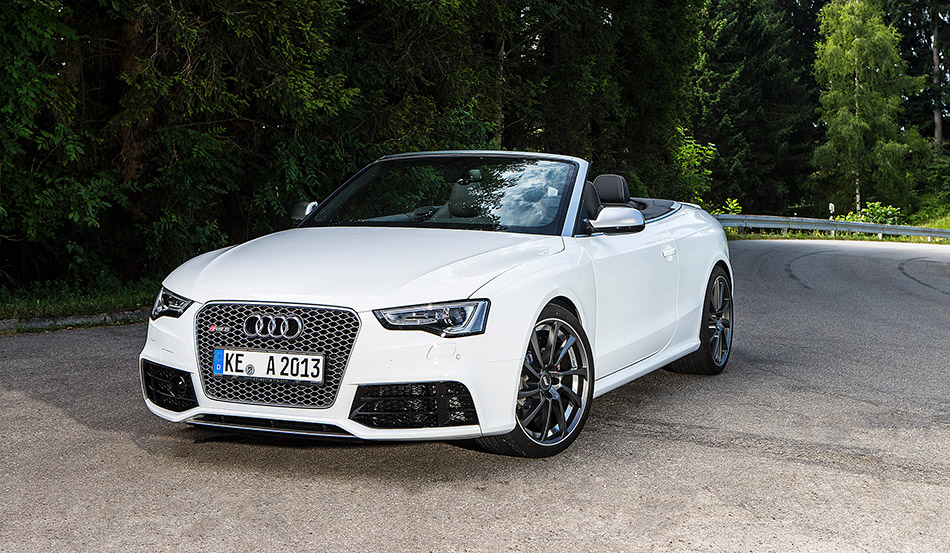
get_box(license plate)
[213,349,325,384]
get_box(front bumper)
[139,302,522,441]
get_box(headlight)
[151,287,194,320]
[374,300,490,337]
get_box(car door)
[577,223,679,377]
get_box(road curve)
[0,239,948,552]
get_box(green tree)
[882,0,950,156]
[694,0,816,214]
[814,0,929,211]
[0,0,708,288]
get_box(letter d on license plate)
[213,349,324,384]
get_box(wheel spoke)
[716,297,732,318]
[710,331,721,359]
[530,331,544,366]
[545,321,560,365]
[554,335,576,366]
[550,391,568,439]
[551,367,587,380]
[558,385,582,408]
[539,399,553,440]
[523,359,540,378]
[519,387,542,399]
[521,399,544,426]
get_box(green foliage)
[672,127,718,203]
[908,156,950,223]
[693,0,816,214]
[11,0,950,298]
[0,277,157,320]
[813,0,929,212]
[708,198,743,215]
[835,201,904,224]
[1,0,709,290]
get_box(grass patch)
[724,228,950,245]
[921,213,950,229]
[0,279,159,320]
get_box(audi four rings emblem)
[243,314,303,339]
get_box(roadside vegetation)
[0,279,156,321]
[1,0,949,320]
[725,228,949,245]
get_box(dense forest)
[1,0,949,290]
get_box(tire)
[477,304,594,457]
[666,266,733,375]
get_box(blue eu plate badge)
[213,349,224,375]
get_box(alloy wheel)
[516,317,590,445]
[707,275,733,366]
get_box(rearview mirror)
[290,201,320,224]
[589,206,646,234]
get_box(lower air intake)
[142,360,199,412]
[349,381,479,429]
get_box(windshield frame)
[299,152,583,236]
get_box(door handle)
[661,246,676,259]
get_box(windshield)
[302,156,577,235]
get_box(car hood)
[164,227,564,312]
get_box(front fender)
[472,242,596,365]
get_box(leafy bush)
[835,201,904,225]
[909,158,950,225]
[673,126,718,203]
[708,198,742,215]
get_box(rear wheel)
[477,304,594,457]
[666,266,733,375]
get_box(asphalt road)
[1,239,948,552]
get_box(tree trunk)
[119,17,145,183]
[855,170,861,212]
[492,37,505,147]
[934,11,943,157]
[854,64,861,212]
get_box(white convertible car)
[140,151,733,457]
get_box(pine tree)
[694,0,815,214]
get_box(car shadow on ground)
[0,323,758,483]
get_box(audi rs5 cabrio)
[140,150,733,457]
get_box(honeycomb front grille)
[195,302,360,408]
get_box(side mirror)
[290,201,320,224]
[589,206,646,234]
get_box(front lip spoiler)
[186,414,360,440]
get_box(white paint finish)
[577,224,679,376]
[141,152,731,443]
[426,342,457,360]
[163,227,563,312]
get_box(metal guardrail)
[713,214,950,240]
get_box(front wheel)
[477,304,594,457]
[666,266,733,375]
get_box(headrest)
[449,182,481,217]
[593,174,630,204]
[583,181,602,220]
